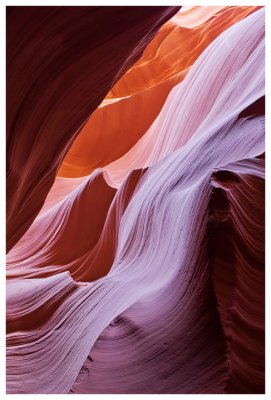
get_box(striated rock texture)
[6,6,265,394]
[6,5,179,252]
[58,6,260,179]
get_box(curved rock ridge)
[58,6,259,178]
[7,168,147,282]
[7,5,180,252]
[103,7,264,187]
[209,156,265,393]
[6,6,265,395]
[7,170,117,276]
[6,116,264,394]
[70,157,264,395]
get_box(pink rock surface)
[6,5,179,252]
[6,7,265,394]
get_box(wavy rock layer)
[6,6,265,395]
[103,6,264,187]
[58,6,259,179]
[7,5,179,252]
[210,156,265,394]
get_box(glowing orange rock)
[58,6,260,179]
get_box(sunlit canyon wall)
[6,6,265,394]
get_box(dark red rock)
[6,5,180,252]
